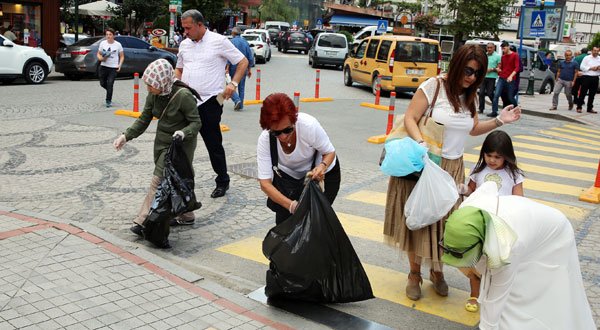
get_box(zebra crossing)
[215,123,598,327]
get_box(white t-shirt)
[257,113,336,180]
[469,166,524,196]
[418,77,475,159]
[99,40,123,68]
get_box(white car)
[0,35,53,84]
[241,34,271,64]
[242,28,272,46]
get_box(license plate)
[406,69,424,75]
[61,53,71,58]
[326,51,337,55]
[294,41,302,44]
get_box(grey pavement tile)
[198,314,220,326]
[124,305,146,317]
[212,321,234,330]
[8,316,32,329]
[81,317,105,330]
[234,323,259,330]
[70,309,94,322]
[54,314,78,327]
[12,303,38,317]
[96,313,119,326]
[162,315,186,328]
[42,307,66,319]
[25,311,50,324]
[36,319,62,330]
[114,298,135,310]
[144,320,171,330]
[86,306,109,318]
[118,316,145,329]
[0,308,20,321]
[59,302,81,315]
[89,295,111,306]
[210,310,233,322]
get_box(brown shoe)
[549,106,557,111]
[430,269,449,297]
[568,104,574,110]
[406,271,422,301]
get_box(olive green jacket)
[124,85,201,177]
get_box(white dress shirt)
[176,30,245,105]
[580,54,600,76]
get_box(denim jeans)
[230,74,247,109]
[492,78,517,114]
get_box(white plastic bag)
[405,157,459,230]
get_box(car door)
[363,38,380,83]
[350,40,369,84]
[125,37,157,74]
[114,37,133,73]
[0,36,21,74]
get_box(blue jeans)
[230,73,246,109]
[492,78,517,114]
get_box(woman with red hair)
[257,93,340,224]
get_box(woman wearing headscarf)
[440,182,595,330]
[113,59,202,237]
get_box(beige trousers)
[133,175,196,225]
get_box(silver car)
[308,33,348,70]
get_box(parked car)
[243,29,272,46]
[0,35,53,84]
[350,25,394,47]
[267,28,280,44]
[344,35,441,94]
[242,34,271,63]
[59,33,90,48]
[55,36,177,80]
[308,32,348,70]
[279,31,312,54]
[465,39,556,94]
[264,21,290,32]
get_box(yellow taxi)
[343,35,441,94]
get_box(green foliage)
[153,14,171,31]
[588,32,600,49]
[445,0,517,42]
[108,17,125,32]
[414,13,435,33]
[260,0,297,23]
[340,30,353,44]
[110,0,166,34]
[396,0,421,14]
[182,0,226,25]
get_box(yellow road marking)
[346,190,386,206]
[217,237,478,326]
[550,127,600,139]
[474,142,598,159]
[538,130,600,146]
[513,135,600,151]
[462,154,595,181]
[337,212,384,243]
[562,125,599,133]
[530,198,591,222]
[506,150,596,169]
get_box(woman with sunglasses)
[384,44,521,301]
[257,93,340,224]
[440,183,595,330]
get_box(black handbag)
[266,134,317,214]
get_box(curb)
[521,108,587,124]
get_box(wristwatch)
[231,81,238,87]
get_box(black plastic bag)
[143,136,201,248]
[262,179,374,303]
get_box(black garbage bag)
[262,179,374,303]
[142,136,202,248]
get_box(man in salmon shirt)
[490,41,520,117]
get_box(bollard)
[133,73,139,112]
[580,159,600,203]
[386,92,396,135]
[375,74,382,105]
[315,70,320,99]
[256,69,261,101]
[294,92,300,111]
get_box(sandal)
[406,271,423,301]
[465,297,479,312]
[430,269,449,296]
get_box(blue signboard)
[523,0,537,7]
[377,20,388,34]
[316,18,323,29]
[530,11,546,36]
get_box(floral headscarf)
[142,59,175,96]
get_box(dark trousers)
[576,76,599,111]
[98,66,117,102]
[478,78,496,111]
[198,96,229,187]
[275,159,341,225]
[572,76,583,102]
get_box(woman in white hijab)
[441,182,595,330]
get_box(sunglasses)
[464,66,481,78]
[438,239,481,259]
[270,125,294,137]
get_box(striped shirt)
[176,30,245,105]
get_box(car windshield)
[318,35,346,48]
[291,32,305,38]
[243,35,260,41]
[394,42,439,63]
[71,37,101,47]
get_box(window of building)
[0,2,42,47]
[573,12,582,22]
[583,13,593,23]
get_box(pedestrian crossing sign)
[531,11,545,29]
[377,20,388,34]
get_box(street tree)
[182,0,227,26]
[260,0,297,23]
[110,0,166,35]
[588,32,600,50]
[444,0,517,49]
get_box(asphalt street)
[1,48,599,329]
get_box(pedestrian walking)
[175,9,249,198]
[550,50,579,111]
[456,130,524,313]
[97,28,124,108]
[257,93,340,224]
[572,47,588,106]
[575,46,600,114]
[112,59,201,237]
[226,27,254,111]
[383,44,521,302]
[490,42,519,117]
[478,43,501,114]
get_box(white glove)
[457,183,468,195]
[113,134,126,151]
[173,130,184,139]
[417,140,428,149]
[498,104,521,124]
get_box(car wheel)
[540,80,553,94]
[312,58,318,69]
[344,66,353,86]
[24,62,47,84]
[267,52,271,62]
[371,74,380,95]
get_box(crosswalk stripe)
[475,142,599,159]
[337,212,384,243]
[509,150,596,169]
[462,153,596,181]
[513,135,600,151]
[562,125,599,133]
[530,198,591,222]
[550,127,600,139]
[216,237,478,326]
[346,190,386,206]
[538,130,600,146]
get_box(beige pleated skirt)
[383,157,464,272]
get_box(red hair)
[259,93,298,130]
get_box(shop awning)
[68,0,120,17]
[328,14,382,27]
